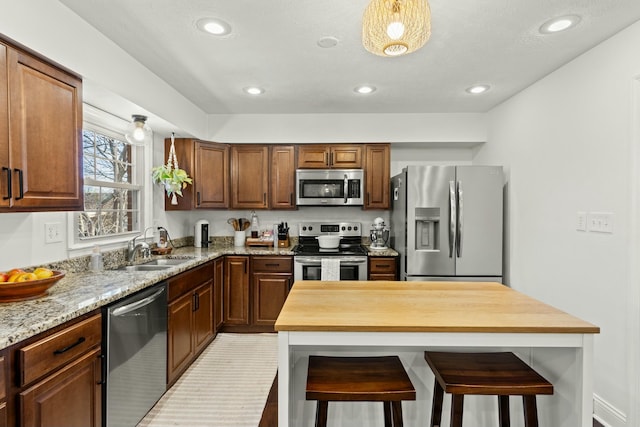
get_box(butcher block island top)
[274,281,599,334]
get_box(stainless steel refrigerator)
[390,165,503,282]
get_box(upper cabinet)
[230,145,269,209]
[231,144,296,210]
[0,38,83,212]
[297,144,362,169]
[364,144,390,210]
[269,146,296,210]
[164,138,229,210]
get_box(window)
[71,105,147,246]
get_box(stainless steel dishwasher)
[104,282,167,427]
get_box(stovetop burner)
[293,221,367,256]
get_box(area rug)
[138,333,278,427]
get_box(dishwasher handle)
[111,287,166,317]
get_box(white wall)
[473,20,640,427]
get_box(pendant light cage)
[362,0,431,57]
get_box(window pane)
[79,122,141,240]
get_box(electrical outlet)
[45,222,63,243]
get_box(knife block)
[277,234,290,248]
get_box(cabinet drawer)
[167,261,213,302]
[19,314,101,386]
[252,256,293,273]
[369,258,397,274]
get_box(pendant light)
[125,114,152,144]
[362,0,431,57]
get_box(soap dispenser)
[250,210,260,238]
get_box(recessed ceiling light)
[466,85,490,94]
[197,18,232,36]
[243,86,265,95]
[354,85,376,94]
[539,15,581,34]
[317,36,339,48]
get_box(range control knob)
[302,226,307,231]
[354,226,358,231]
[308,226,313,231]
[341,226,346,231]
[348,226,352,231]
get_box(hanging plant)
[151,132,193,205]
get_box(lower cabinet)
[222,255,292,333]
[214,257,224,333]
[252,256,292,329]
[167,262,214,386]
[368,257,399,280]
[224,256,250,326]
[9,313,102,427]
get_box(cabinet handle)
[377,264,391,268]
[325,152,329,166]
[15,168,23,200]
[263,192,266,204]
[367,192,370,205]
[265,263,279,267]
[2,167,10,200]
[330,152,334,166]
[53,337,86,355]
[290,193,293,205]
[192,293,198,311]
[197,191,201,206]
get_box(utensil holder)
[234,230,246,247]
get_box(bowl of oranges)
[0,267,65,302]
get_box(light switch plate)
[576,212,587,231]
[588,212,614,233]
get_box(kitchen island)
[274,281,599,427]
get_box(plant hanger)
[151,132,193,205]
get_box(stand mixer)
[369,217,390,250]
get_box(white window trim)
[67,104,153,254]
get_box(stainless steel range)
[293,222,368,281]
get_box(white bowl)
[316,235,341,249]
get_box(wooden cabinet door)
[231,145,269,209]
[364,144,390,209]
[330,145,362,168]
[224,256,250,325]
[193,281,214,355]
[167,292,194,385]
[20,347,101,427]
[297,145,329,168]
[7,47,82,211]
[195,141,229,209]
[270,145,296,209]
[214,257,224,332]
[0,44,8,210]
[252,273,290,327]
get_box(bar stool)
[306,356,416,427]
[424,352,553,427]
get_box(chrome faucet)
[127,233,151,262]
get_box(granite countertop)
[0,243,397,350]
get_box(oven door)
[294,256,368,281]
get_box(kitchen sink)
[119,257,195,272]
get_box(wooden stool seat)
[424,352,553,427]
[306,356,416,427]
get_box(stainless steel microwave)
[296,169,364,206]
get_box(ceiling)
[59,0,640,115]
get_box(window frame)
[67,104,153,252]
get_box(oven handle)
[295,257,368,265]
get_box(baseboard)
[594,393,626,427]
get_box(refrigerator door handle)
[449,180,456,258]
[456,180,463,258]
